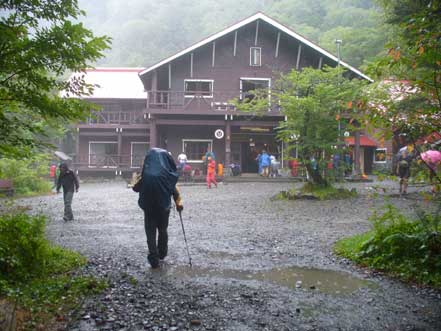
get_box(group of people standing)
[176,150,218,188]
[255,150,280,177]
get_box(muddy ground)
[22,180,441,331]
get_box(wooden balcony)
[85,111,147,125]
[73,154,144,171]
[146,90,280,114]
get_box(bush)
[0,154,52,196]
[335,204,441,287]
[0,212,85,289]
[0,212,106,330]
[0,213,48,283]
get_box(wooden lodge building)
[67,12,386,176]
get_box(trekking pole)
[178,210,192,267]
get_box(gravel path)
[22,180,441,331]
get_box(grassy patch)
[274,183,357,201]
[334,205,441,288]
[0,212,107,330]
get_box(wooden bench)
[0,179,14,197]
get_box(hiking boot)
[147,255,160,269]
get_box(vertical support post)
[296,44,302,70]
[168,63,171,89]
[190,53,194,78]
[212,42,216,67]
[150,116,157,148]
[152,70,158,104]
[75,128,80,167]
[225,120,231,167]
[254,20,259,46]
[354,130,361,177]
[233,30,237,56]
[281,141,284,169]
[275,32,280,58]
[117,128,122,169]
[318,56,323,69]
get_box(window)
[250,47,261,66]
[184,80,213,97]
[182,139,213,162]
[240,78,270,102]
[131,142,149,168]
[374,148,387,163]
[89,142,118,168]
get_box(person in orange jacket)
[206,156,218,189]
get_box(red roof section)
[416,131,441,145]
[345,136,378,147]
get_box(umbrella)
[421,150,441,165]
[54,151,72,161]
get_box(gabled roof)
[139,12,373,82]
[62,68,146,99]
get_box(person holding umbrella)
[420,150,441,196]
[135,148,184,269]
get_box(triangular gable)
[139,12,373,82]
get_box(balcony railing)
[85,111,146,125]
[146,90,279,112]
[73,154,144,169]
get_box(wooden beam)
[117,129,122,164]
[79,131,118,136]
[156,119,226,126]
[225,121,231,166]
[233,30,237,56]
[75,129,80,159]
[212,42,216,67]
[254,20,259,46]
[275,31,281,58]
[318,56,323,69]
[230,120,279,127]
[296,44,302,70]
[150,117,157,148]
[190,53,193,78]
[168,63,171,89]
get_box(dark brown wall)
[164,20,322,98]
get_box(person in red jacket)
[206,156,218,189]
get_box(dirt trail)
[23,180,441,331]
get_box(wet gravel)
[21,179,441,331]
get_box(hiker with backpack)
[135,148,184,269]
[396,148,413,195]
[56,163,79,221]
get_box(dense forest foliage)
[79,0,389,69]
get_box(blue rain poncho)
[138,148,179,210]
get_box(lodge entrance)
[231,141,278,173]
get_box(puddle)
[166,265,375,295]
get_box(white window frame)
[374,148,387,164]
[239,77,271,110]
[250,47,262,66]
[182,139,213,163]
[184,79,214,98]
[130,142,149,168]
[88,141,118,168]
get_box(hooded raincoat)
[137,148,182,268]
[138,148,179,211]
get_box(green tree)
[235,66,367,186]
[364,1,441,183]
[367,0,441,134]
[277,67,367,185]
[0,0,110,158]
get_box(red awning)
[345,136,378,147]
